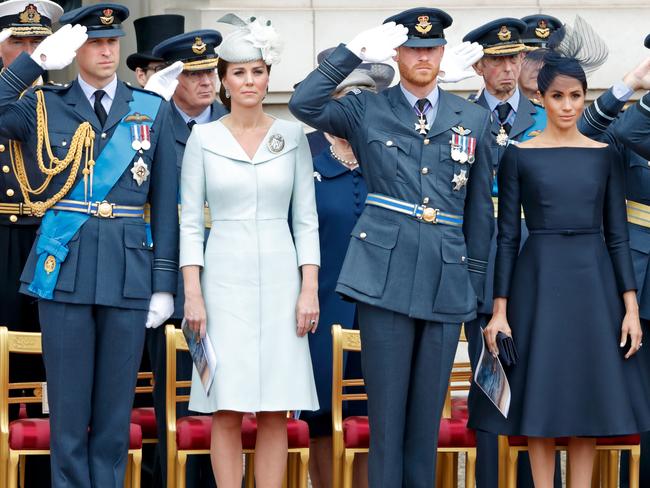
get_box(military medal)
[44,255,56,274]
[496,126,509,146]
[450,134,462,161]
[452,169,468,191]
[267,133,285,153]
[414,99,431,136]
[131,124,151,151]
[466,136,476,164]
[131,158,150,186]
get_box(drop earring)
[225,88,231,98]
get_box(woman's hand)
[296,288,319,337]
[621,290,643,359]
[184,291,207,338]
[484,298,512,357]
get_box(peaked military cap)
[384,7,452,48]
[645,33,650,49]
[153,29,222,71]
[521,15,562,48]
[463,18,528,56]
[0,0,63,37]
[126,14,185,71]
[59,3,129,38]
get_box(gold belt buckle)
[421,207,439,223]
[96,200,114,218]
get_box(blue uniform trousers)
[146,322,216,488]
[357,302,460,487]
[39,301,146,488]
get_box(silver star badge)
[452,169,468,191]
[131,157,150,186]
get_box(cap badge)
[19,4,41,24]
[415,15,432,35]
[497,26,512,42]
[192,37,207,55]
[535,19,550,39]
[100,9,114,25]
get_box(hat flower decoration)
[217,13,283,65]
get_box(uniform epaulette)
[529,98,544,108]
[125,81,164,99]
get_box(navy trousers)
[357,302,460,488]
[39,301,146,488]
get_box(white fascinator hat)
[217,13,283,65]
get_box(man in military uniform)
[0,4,179,486]
[145,29,227,488]
[126,14,185,88]
[0,1,63,486]
[290,8,494,486]
[518,15,562,100]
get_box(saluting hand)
[31,24,88,70]
[623,57,650,92]
[346,22,408,63]
[438,42,483,83]
[144,60,184,101]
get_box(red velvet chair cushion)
[176,415,310,451]
[131,407,158,439]
[451,397,469,420]
[343,416,370,448]
[9,419,142,450]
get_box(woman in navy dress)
[301,59,394,488]
[469,52,650,487]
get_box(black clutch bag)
[496,332,518,367]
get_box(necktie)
[416,98,429,113]
[496,103,512,134]
[93,90,107,127]
[187,120,196,131]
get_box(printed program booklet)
[181,319,217,395]
[475,328,512,418]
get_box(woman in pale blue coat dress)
[179,15,320,488]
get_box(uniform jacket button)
[2,165,9,173]
[61,140,67,146]
[0,144,5,152]
[386,140,393,146]
[9,215,17,222]
[421,167,429,175]
[359,232,367,239]
[424,139,430,145]
[101,133,107,139]
[423,197,430,204]
[6,188,14,197]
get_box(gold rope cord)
[11,90,96,217]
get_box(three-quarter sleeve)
[179,127,207,268]
[603,146,637,294]
[493,146,521,298]
[291,131,320,267]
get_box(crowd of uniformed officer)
[1,1,650,487]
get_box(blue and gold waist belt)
[365,193,463,227]
[52,199,144,218]
[627,200,650,229]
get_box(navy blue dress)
[300,148,367,437]
[469,145,650,437]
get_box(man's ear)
[392,46,400,63]
[472,60,483,76]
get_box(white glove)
[31,24,87,70]
[438,42,484,83]
[145,292,175,329]
[0,28,13,44]
[144,60,184,101]
[346,22,408,63]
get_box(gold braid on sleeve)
[11,89,96,217]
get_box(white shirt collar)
[77,74,118,105]
[399,84,440,112]
[174,104,212,126]
[483,87,520,113]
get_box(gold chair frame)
[164,324,309,488]
[0,326,141,488]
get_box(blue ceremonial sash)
[28,90,162,299]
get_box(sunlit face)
[0,36,44,66]
[134,61,165,88]
[394,46,444,87]
[173,68,217,112]
[220,59,269,108]
[76,37,120,83]
[541,74,585,130]
[474,54,523,98]
[519,55,544,96]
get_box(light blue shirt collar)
[77,74,117,115]
[483,88,520,114]
[399,84,440,126]
[174,104,212,126]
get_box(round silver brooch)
[267,133,285,153]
